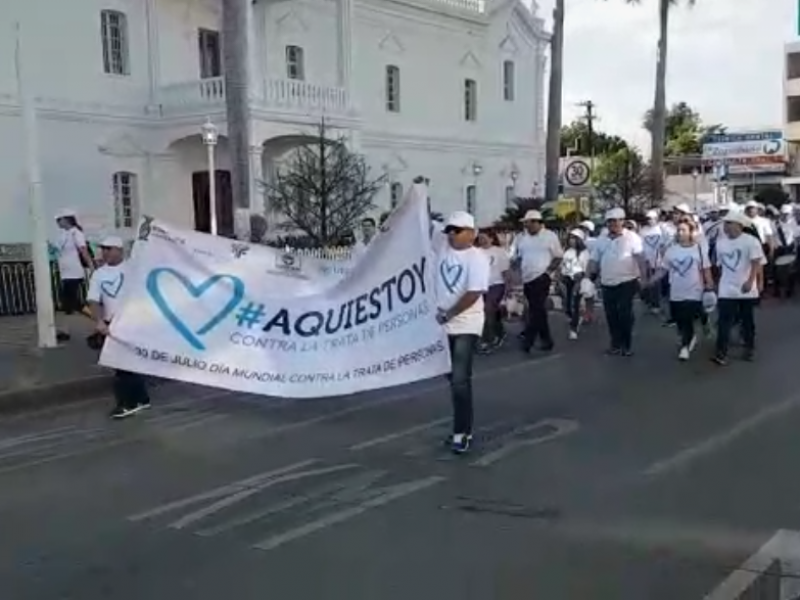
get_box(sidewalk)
[0,314,111,413]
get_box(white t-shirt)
[639,224,666,267]
[56,227,88,280]
[662,242,709,302]
[715,234,765,299]
[590,229,643,286]
[86,262,126,321]
[513,229,563,283]
[482,246,510,286]
[750,215,773,244]
[560,248,589,278]
[435,245,490,335]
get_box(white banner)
[99,186,450,398]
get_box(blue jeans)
[447,334,478,435]
[562,276,582,332]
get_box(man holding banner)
[435,211,490,454]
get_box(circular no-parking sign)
[564,159,591,187]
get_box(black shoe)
[711,354,728,366]
[110,406,138,420]
[620,348,633,357]
[662,320,675,328]
[56,331,71,342]
[137,400,151,410]
[605,348,621,356]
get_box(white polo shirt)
[513,229,563,283]
[590,229,644,286]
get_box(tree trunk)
[222,0,251,212]
[649,0,670,205]
[543,0,564,204]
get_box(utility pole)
[578,100,597,213]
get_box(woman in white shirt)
[560,229,590,340]
[713,212,765,365]
[477,230,510,351]
[648,218,714,361]
[54,209,95,342]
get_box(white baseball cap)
[744,200,759,209]
[579,220,595,232]
[645,209,658,219]
[55,208,77,220]
[605,207,625,221]
[781,204,794,214]
[444,211,475,230]
[673,203,692,214]
[99,235,124,248]
[521,209,543,222]
[568,228,585,240]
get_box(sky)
[533,0,796,152]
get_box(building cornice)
[361,131,538,154]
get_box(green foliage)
[643,102,726,156]
[560,120,629,157]
[593,147,653,212]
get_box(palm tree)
[543,0,565,204]
[221,0,251,228]
[617,0,696,205]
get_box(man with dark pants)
[87,236,151,419]
[588,208,647,356]
[713,212,765,365]
[435,211,490,454]
[512,209,563,353]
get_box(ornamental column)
[337,0,354,106]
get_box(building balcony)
[158,76,351,120]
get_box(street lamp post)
[201,118,219,235]
[691,168,699,212]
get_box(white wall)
[0,111,147,243]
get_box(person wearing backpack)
[54,209,95,342]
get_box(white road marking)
[168,464,359,530]
[643,395,800,477]
[127,460,316,522]
[195,469,387,537]
[235,355,562,444]
[703,529,800,599]
[471,419,580,467]
[252,475,445,552]
[349,418,450,451]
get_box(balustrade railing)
[158,77,349,116]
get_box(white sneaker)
[688,335,697,352]
[678,346,690,361]
[569,330,578,340]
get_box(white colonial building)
[0,0,547,243]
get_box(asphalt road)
[3,303,800,599]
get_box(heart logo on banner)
[719,249,742,272]
[146,267,245,351]
[439,261,463,294]
[669,257,694,277]
[100,274,125,298]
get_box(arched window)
[465,184,477,214]
[390,182,403,207]
[112,171,138,229]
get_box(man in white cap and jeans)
[512,209,563,353]
[435,211,489,454]
[588,207,647,356]
[87,235,151,419]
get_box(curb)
[0,374,114,416]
